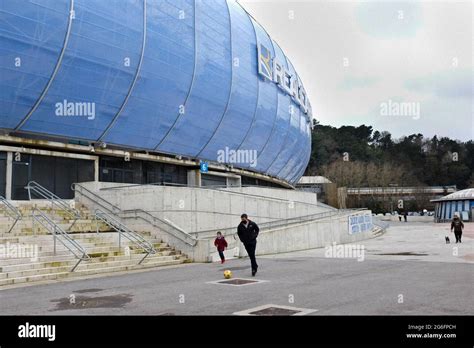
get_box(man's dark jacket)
[237,220,260,244]
[451,218,464,233]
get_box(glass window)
[201,174,226,187]
[12,154,94,199]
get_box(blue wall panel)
[20,0,143,140]
[156,0,232,156]
[196,0,258,163]
[275,60,309,181]
[282,104,311,181]
[256,40,291,172]
[0,0,69,129]
[287,118,311,183]
[266,59,301,177]
[236,18,277,169]
[103,0,195,149]
[290,121,311,183]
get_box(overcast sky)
[239,0,473,141]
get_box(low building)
[296,176,336,206]
[431,188,474,222]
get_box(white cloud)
[239,0,473,141]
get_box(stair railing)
[93,209,156,264]
[0,195,22,233]
[25,181,81,230]
[31,207,89,272]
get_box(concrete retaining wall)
[74,182,377,262]
[206,211,376,262]
[77,182,331,233]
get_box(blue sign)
[200,162,208,173]
[348,213,373,235]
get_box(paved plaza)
[0,221,472,315]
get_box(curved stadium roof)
[0,0,312,184]
[432,188,474,202]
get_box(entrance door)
[12,156,30,200]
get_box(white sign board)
[348,213,373,235]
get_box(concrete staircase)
[0,203,191,287]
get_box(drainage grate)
[219,279,258,285]
[207,278,268,286]
[234,304,318,316]
[250,307,301,315]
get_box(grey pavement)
[0,221,472,315]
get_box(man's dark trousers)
[455,231,462,243]
[243,240,258,270]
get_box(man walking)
[237,214,259,276]
[451,214,464,243]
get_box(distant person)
[214,231,228,264]
[403,211,408,222]
[237,214,260,276]
[451,215,464,243]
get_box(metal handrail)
[372,217,390,232]
[99,182,322,207]
[72,183,198,246]
[26,181,81,230]
[94,209,156,264]
[196,208,366,240]
[31,207,89,272]
[121,209,198,247]
[71,183,121,214]
[0,195,22,233]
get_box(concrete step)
[0,254,183,279]
[0,246,176,266]
[0,203,190,287]
[0,250,178,273]
[0,231,154,242]
[0,258,188,286]
[0,227,153,237]
[0,245,173,264]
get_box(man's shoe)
[252,269,257,276]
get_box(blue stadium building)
[0,0,312,199]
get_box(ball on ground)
[224,270,232,279]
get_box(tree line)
[306,120,474,190]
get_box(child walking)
[214,231,228,264]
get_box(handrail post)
[53,226,57,255]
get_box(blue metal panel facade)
[266,59,301,178]
[196,0,258,162]
[236,18,277,170]
[253,40,291,174]
[103,0,195,149]
[0,0,311,184]
[0,0,70,128]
